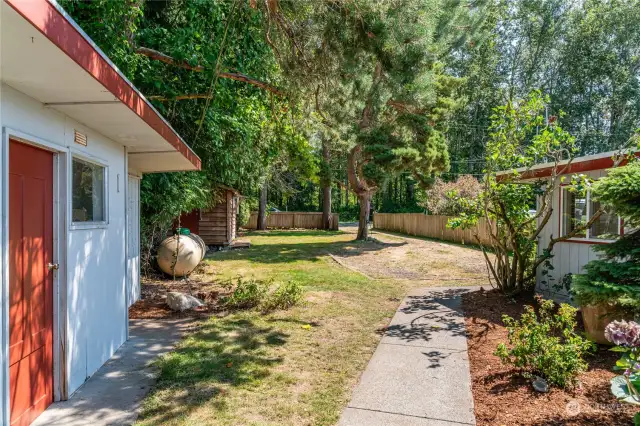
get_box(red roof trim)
[5,0,201,170]
[497,152,639,182]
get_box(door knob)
[47,263,59,271]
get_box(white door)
[127,175,141,307]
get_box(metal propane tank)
[157,233,206,277]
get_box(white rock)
[532,376,549,393]
[166,291,204,311]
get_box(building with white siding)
[498,150,635,302]
[0,1,200,424]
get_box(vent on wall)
[74,130,88,146]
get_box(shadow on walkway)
[32,318,193,426]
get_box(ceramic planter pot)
[581,303,624,345]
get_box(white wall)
[536,169,608,302]
[127,175,141,307]
[1,84,128,396]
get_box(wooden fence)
[246,212,339,230]
[373,213,493,246]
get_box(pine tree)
[259,0,486,239]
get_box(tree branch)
[217,72,285,96]
[148,94,212,101]
[347,144,368,195]
[136,47,205,71]
[136,47,285,96]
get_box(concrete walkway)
[33,318,193,426]
[339,287,478,426]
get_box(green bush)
[495,296,595,388]
[237,197,257,228]
[262,281,304,312]
[222,278,303,312]
[222,277,269,309]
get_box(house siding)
[536,169,607,302]
[1,84,129,397]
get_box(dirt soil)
[463,289,636,425]
[129,262,231,320]
[334,227,488,283]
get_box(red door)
[8,140,54,426]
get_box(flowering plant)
[604,320,640,419]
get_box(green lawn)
[136,230,452,425]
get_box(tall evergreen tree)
[258,0,485,239]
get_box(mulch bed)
[129,264,230,320]
[462,289,637,425]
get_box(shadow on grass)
[208,235,406,264]
[138,317,289,424]
[371,228,485,252]
[241,229,345,238]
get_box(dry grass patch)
[136,229,486,426]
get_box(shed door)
[8,140,54,425]
[127,175,140,306]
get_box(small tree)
[450,92,626,294]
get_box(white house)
[0,1,201,425]
[498,150,636,303]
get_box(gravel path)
[335,226,489,285]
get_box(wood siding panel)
[193,189,240,245]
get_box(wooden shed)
[179,186,242,246]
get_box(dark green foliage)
[495,296,595,388]
[222,278,303,312]
[222,278,269,310]
[572,160,640,314]
[261,281,303,312]
[61,0,315,269]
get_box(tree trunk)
[406,179,414,202]
[257,184,268,230]
[322,186,332,230]
[345,177,349,208]
[356,192,372,240]
[321,139,332,230]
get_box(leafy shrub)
[222,278,303,312]
[237,196,257,228]
[495,296,595,388]
[261,281,304,312]
[423,175,481,216]
[222,277,269,309]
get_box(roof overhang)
[1,0,201,173]
[496,149,639,182]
